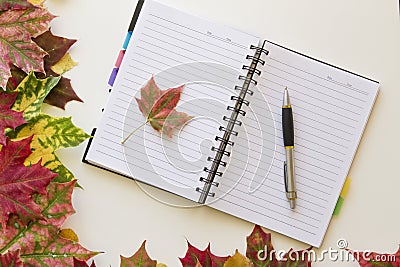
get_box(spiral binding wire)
[196,43,269,204]
[215,136,234,146]
[207,156,227,167]
[231,96,250,106]
[246,55,265,65]
[235,85,253,96]
[238,75,258,85]
[242,65,262,76]
[250,45,270,56]
[223,116,242,126]
[211,146,231,156]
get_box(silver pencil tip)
[283,87,291,107]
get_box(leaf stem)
[121,120,149,145]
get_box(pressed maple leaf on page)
[123,76,193,143]
[136,76,193,137]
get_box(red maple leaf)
[0,249,23,267]
[179,241,229,267]
[0,0,33,11]
[0,92,26,146]
[35,180,76,228]
[0,137,57,229]
[246,225,312,267]
[133,76,193,138]
[73,258,97,267]
[0,7,55,88]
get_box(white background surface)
[44,0,399,266]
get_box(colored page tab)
[333,196,344,216]
[115,50,126,68]
[108,68,119,86]
[123,31,133,50]
[333,177,351,216]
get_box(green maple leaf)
[0,6,55,88]
[0,217,98,266]
[12,71,60,121]
[9,72,88,183]
[120,241,157,267]
[13,114,90,183]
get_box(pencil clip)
[283,161,288,193]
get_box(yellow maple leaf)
[28,0,45,5]
[59,228,79,242]
[223,250,254,267]
[51,53,78,75]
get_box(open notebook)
[83,0,379,247]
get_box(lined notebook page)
[85,0,259,202]
[208,41,379,247]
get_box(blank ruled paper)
[208,41,379,247]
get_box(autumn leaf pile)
[73,226,314,267]
[103,225,399,267]
[0,0,96,265]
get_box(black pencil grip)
[282,108,294,147]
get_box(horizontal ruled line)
[267,57,369,96]
[143,23,244,56]
[148,13,248,49]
